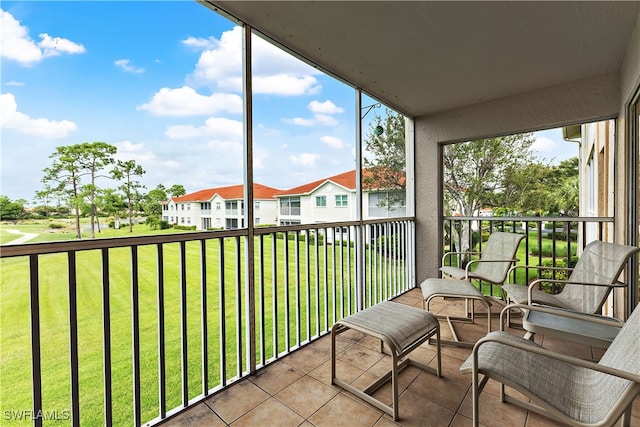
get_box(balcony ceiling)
[203,1,639,118]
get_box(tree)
[547,157,579,215]
[362,110,406,208]
[0,195,26,220]
[443,133,536,255]
[167,184,186,198]
[79,142,117,237]
[143,184,168,217]
[96,188,126,228]
[42,145,88,239]
[498,162,554,215]
[112,160,145,232]
[41,142,116,239]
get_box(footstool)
[331,301,441,421]
[421,278,492,348]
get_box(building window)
[216,202,221,210]
[316,196,326,207]
[187,217,191,224]
[180,217,184,224]
[170,216,174,222]
[181,204,184,210]
[255,201,260,210]
[187,203,190,210]
[255,217,260,225]
[280,197,301,215]
[335,194,348,207]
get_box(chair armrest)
[527,279,626,304]
[506,264,573,277]
[498,303,624,332]
[471,331,640,384]
[441,251,481,266]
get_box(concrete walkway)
[4,229,38,245]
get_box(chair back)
[593,303,640,420]
[557,241,640,313]
[471,232,524,284]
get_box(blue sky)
[0,1,577,203]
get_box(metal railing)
[0,218,414,426]
[442,215,615,295]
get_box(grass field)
[1,220,398,426]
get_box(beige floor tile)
[524,410,566,426]
[230,397,305,427]
[308,392,383,427]
[275,375,339,418]
[283,344,331,373]
[309,357,366,387]
[386,389,455,427]
[336,343,385,371]
[249,360,305,395]
[458,387,527,426]
[205,379,270,424]
[166,403,226,426]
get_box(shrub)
[537,258,568,294]
[173,225,196,231]
[48,223,66,229]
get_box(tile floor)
[159,288,640,427]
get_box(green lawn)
[1,230,395,426]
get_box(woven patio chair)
[420,231,524,347]
[501,240,640,318]
[460,303,640,427]
[440,231,525,291]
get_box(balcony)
[3,216,636,426]
[159,287,640,426]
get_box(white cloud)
[0,93,77,138]
[286,99,343,126]
[188,26,321,96]
[182,36,218,50]
[530,136,556,153]
[314,114,338,126]
[309,100,343,114]
[165,117,243,139]
[321,135,344,149]
[5,81,24,87]
[138,86,242,116]
[38,33,85,57]
[114,141,181,174]
[115,59,144,74]
[0,10,85,65]
[289,153,320,167]
[253,75,321,96]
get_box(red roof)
[172,183,281,203]
[275,168,404,196]
[275,170,357,196]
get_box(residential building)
[163,183,281,230]
[276,169,407,227]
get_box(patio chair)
[421,231,524,347]
[460,303,640,427]
[440,231,525,291]
[501,241,640,324]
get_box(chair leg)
[620,405,632,427]
[472,367,480,427]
